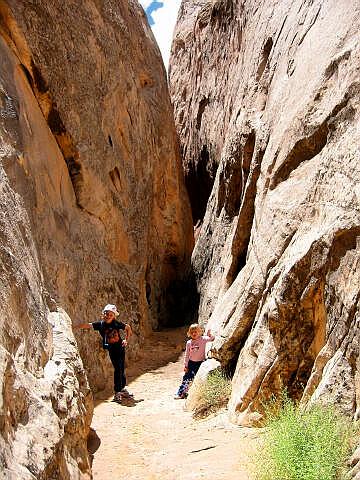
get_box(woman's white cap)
[102,304,119,316]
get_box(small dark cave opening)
[47,106,67,136]
[256,37,273,81]
[31,59,48,94]
[159,269,200,330]
[20,64,34,90]
[185,144,217,225]
[219,321,254,381]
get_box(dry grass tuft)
[192,368,232,418]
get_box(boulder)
[185,358,221,411]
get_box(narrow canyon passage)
[89,327,257,480]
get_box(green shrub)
[254,394,354,480]
[193,368,232,418]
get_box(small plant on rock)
[193,368,232,418]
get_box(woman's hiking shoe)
[120,388,134,398]
[113,392,122,403]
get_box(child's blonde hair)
[187,323,203,337]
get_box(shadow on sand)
[113,397,145,407]
[92,326,187,408]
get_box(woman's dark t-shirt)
[92,320,126,349]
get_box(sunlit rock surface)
[170,0,360,424]
[0,0,193,476]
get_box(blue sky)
[145,0,164,25]
[140,0,182,67]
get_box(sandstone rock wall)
[0,167,92,478]
[0,0,193,476]
[170,0,360,425]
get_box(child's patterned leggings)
[177,360,203,397]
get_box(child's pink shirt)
[184,334,215,367]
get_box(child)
[174,323,215,399]
[75,304,133,403]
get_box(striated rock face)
[170,0,360,425]
[0,186,92,477]
[1,0,193,476]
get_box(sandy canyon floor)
[89,327,259,480]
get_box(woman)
[76,303,133,403]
